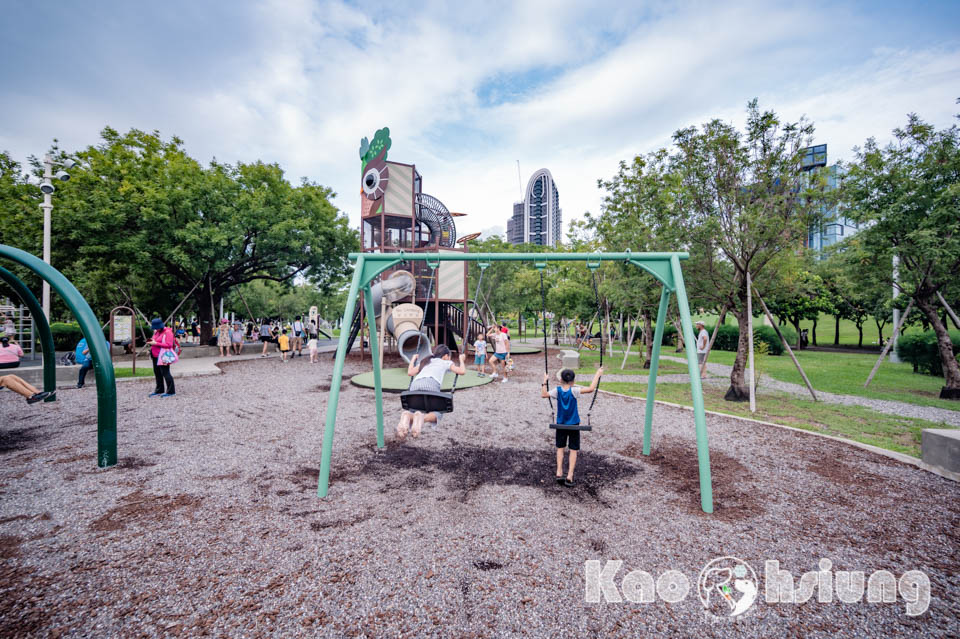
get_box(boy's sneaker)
[501,378,508,384]
[490,373,498,378]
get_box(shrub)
[896,330,960,376]
[699,322,797,356]
[49,322,110,352]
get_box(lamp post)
[37,154,76,320]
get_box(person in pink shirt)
[147,318,176,397]
[0,336,24,369]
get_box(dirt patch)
[313,383,331,392]
[619,438,765,521]
[117,456,158,470]
[357,441,642,505]
[88,490,202,532]
[309,512,372,531]
[472,560,503,571]
[0,534,23,559]
[0,427,42,455]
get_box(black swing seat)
[549,423,592,432]
[401,390,454,414]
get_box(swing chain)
[587,269,603,426]
[539,269,554,414]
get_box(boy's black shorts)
[555,428,580,451]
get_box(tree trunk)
[916,297,960,398]
[857,324,863,348]
[876,320,884,347]
[834,314,841,346]
[812,318,818,346]
[197,285,216,344]
[643,310,653,369]
[792,319,802,349]
[725,304,751,402]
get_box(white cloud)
[1,0,957,245]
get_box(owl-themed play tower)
[345,127,481,360]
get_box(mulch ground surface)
[0,350,957,637]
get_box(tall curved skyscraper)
[507,168,561,246]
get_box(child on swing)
[397,344,467,440]
[541,367,603,487]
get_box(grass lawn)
[602,381,955,458]
[574,351,689,377]
[690,311,930,350]
[114,367,154,378]
[700,348,960,411]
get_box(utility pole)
[36,154,76,320]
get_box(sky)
[1,0,958,240]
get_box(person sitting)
[0,336,23,369]
[397,345,467,440]
[540,367,603,487]
[0,374,54,404]
[75,335,110,389]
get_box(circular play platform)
[487,344,540,354]
[350,368,495,392]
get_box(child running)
[277,329,291,362]
[397,345,467,440]
[541,367,603,487]
[473,334,488,376]
[307,336,319,363]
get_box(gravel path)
[0,350,957,637]
[653,355,960,427]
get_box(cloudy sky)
[2,1,958,239]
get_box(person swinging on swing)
[541,367,603,486]
[397,344,467,440]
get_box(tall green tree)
[9,128,357,341]
[667,101,828,400]
[841,112,960,397]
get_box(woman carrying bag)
[148,317,177,397]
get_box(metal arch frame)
[0,266,56,400]
[0,244,117,467]
[317,250,714,514]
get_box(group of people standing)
[258,316,323,363]
[472,324,513,383]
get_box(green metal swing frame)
[318,250,714,513]
[0,244,117,467]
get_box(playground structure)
[0,244,117,467]
[345,127,486,363]
[318,250,716,514]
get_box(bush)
[700,322,797,356]
[49,322,110,352]
[896,330,960,376]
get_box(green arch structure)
[318,251,714,514]
[0,265,56,401]
[0,244,117,467]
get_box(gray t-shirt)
[697,328,710,354]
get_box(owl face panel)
[362,147,389,201]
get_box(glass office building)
[802,145,859,254]
[506,168,562,247]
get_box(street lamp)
[35,154,75,320]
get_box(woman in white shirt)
[398,344,467,440]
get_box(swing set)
[318,250,716,514]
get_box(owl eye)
[362,165,389,200]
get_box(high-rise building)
[801,144,859,254]
[506,168,562,246]
[506,202,524,244]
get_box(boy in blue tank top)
[541,367,603,487]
